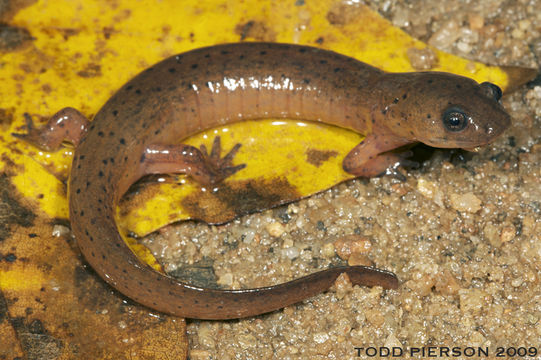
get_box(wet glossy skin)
[14,43,511,319]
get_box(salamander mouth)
[421,137,484,149]
[422,138,494,150]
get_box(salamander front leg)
[142,136,246,185]
[12,107,90,151]
[343,133,416,178]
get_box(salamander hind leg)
[342,133,416,178]
[142,136,246,185]
[12,107,90,151]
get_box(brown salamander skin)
[14,42,511,319]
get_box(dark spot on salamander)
[319,59,327,64]
[191,64,198,69]
[456,84,462,89]
[299,47,307,53]
[259,50,267,55]
[76,188,81,194]
[135,89,142,95]
[125,85,133,91]
[154,129,161,135]
[119,138,126,145]
[402,93,408,99]
[220,50,229,55]
[97,131,104,137]
[302,78,310,84]
[140,153,146,163]
[393,98,399,104]
[334,67,341,73]
[112,110,118,117]
[427,114,432,119]
[168,68,176,73]
[109,131,114,136]
[3,252,17,262]
[79,155,85,160]
[306,149,339,167]
[80,210,84,216]
[239,54,245,60]
[98,171,104,177]
[427,79,433,84]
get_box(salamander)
[14,42,511,319]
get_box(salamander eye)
[480,82,502,102]
[443,107,469,132]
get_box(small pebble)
[468,14,484,30]
[266,222,285,237]
[217,272,233,286]
[449,192,482,213]
[348,253,373,267]
[500,225,516,243]
[428,19,461,48]
[321,242,336,258]
[334,235,372,260]
[406,47,438,70]
[417,178,437,199]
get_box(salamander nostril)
[480,82,503,102]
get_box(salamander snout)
[480,82,503,102]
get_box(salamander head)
[381,72,511,149]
